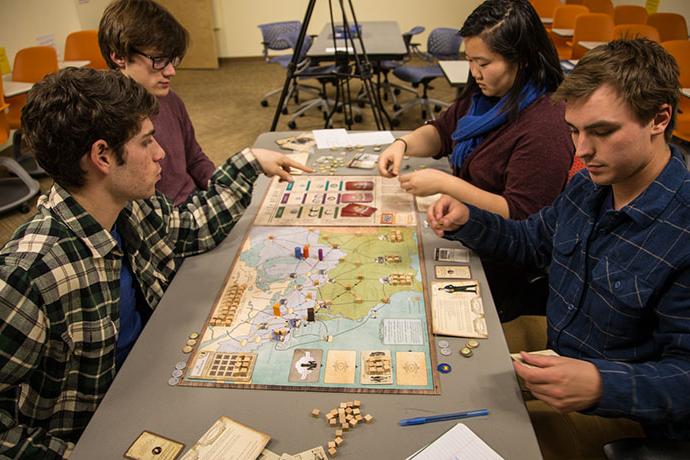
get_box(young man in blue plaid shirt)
[0,68,309,458]
[428,39,690,457]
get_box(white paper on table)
[325,46,353,52]
[347,131,395,146]
[313,129,395,149]
[178,416,269,460]
[407,423,503,460]
[313,129,351,149]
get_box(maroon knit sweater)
[153,91,216,205]
[428,94,574,219]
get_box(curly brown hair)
[21,68,158,189]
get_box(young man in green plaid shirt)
[0,67,310,458]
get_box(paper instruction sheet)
[430,281,488,338]
[178,416,269,460]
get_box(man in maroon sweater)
[98,0,217,205]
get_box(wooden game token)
[182,345,194,354]
[460,347,473,358]
[188,332,199,340]
[186,339,197,347]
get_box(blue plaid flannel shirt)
[447,147,690,439]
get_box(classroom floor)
[0,57,456,246]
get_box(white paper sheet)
[313,129,395,149]
[407,423,503,460]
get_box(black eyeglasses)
[131,47,182,70]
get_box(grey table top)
[70,131,541,460]
[308,21,407,61]
[439,60,470,87]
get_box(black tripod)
[269,0,389,131]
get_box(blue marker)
[399,408,489,426]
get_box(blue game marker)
[295,247,302,259]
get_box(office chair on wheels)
[390,27,462,125]
[0,77,39,214]
[6,46,59,177]
[258,21,315,110]
[374,26,425,110]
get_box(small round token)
[438,340,450,349]
[466,339,480,349]
[188,332,199,340]
[440,347,452,356]
[175,361,187,370]
[437,363,452,374]
[182,345,194,354]
[168,377,179,386]
[186,339,197,347]
[460,347,473,358]
[171,369,183,379]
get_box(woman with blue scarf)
[379,0,574,321]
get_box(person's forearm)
[399,125,443,158]
[442,176,510,218]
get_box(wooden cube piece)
[353,408,361,415]
[311,409,321,417]
[364,414,374,423]
[340,402,347,409]
[335,429,343,437]
[335,437,343,446]
[345,407,353,414]
[349,419,358,428]
[341,423,349,431]
[353,400,361,407]
[329,418,337,426]
[328,441,336,449]
[355,414,363,421]
[328,447,337,456]
[346,401,354,407]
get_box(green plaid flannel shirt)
[0,149,260,459]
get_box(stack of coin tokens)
[438,339,452,356]
[182,332,199,354]
[168,361,186,386]
[460,339,480,358]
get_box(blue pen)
[399,408,489,426]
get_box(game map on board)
[180,224,438,394]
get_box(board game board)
[180,225,438,394]
[254,176,417,227]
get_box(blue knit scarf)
[450,83,545,168]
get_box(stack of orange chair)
[64,30,108,70]
[662,40,690,144]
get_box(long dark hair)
[459,0,563,120]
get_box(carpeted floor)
[0,57,456,246]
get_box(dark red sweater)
[429,94,574,219]
[153,91,216,205]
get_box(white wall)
[0,0,81,63]
[212,0,482,57]
[0,0,689,66]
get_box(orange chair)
[571,13,614,59]
[613,5,648,25]
[550,5,589,59]
[6,46,59,130]
[64,30,108,70]
[648,13,688,43]
[565,0,584,4]
[662,40,690,143]
[612,24,660,42]
[530,0,562,20]
[5,46,58,176]
[0,77,40,213]
[582,0,613,16]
